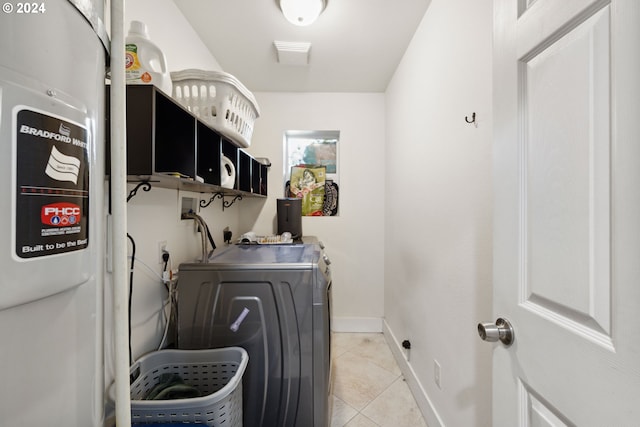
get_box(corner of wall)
[383,320,445,427]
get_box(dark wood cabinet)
[107,85,268,197]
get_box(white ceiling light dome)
[279,0,327,26]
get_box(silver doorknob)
[477,317,514,346]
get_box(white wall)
[241,92,387,331]
[383,0,493,426]
[125,0,222,72]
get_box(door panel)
[519,381,574,427]
[493,0,640,425]
[521,5,612,342]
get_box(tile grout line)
[331,332,427,427]
[333,347,398,426]
[347,345,397,426]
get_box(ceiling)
[173,0,431,93]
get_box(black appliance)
[277,198,302,239]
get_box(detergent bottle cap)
[128,20,149,38]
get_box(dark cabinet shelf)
[106,85,268,198]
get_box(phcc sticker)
[41,202,81,226]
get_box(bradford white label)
[15,109,90,258]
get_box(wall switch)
[434,359,442,390]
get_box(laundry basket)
[109,347,248,427]
[171,69,260,148]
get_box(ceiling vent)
[274,41,311,66]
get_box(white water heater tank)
[0,0,107,425]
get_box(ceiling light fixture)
[279,0,327,26]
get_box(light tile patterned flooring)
[331,333,428,427]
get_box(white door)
[490,0,640,425]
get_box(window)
[284,130,339,216]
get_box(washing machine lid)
[183,243,321,270]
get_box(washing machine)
[177,240,332,427]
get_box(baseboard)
[383,320,445,427]
[332,317,383,333]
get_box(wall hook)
[465,112,476,125]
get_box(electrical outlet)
[434,359,442,390]
[158,240,167,264]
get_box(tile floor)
[330,332,428,427]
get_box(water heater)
[0,1,108,425]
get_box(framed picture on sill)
[284,130,340,216]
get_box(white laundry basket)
[109,347,248,427]
[171,69,260,148]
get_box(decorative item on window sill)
[285,177,339,216]
[323,180,339,216]
[289,165,325,216]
